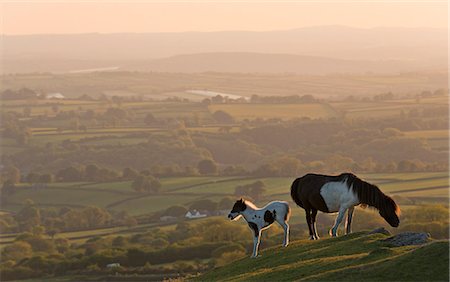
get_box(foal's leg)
[305,208,315,240]
[252,230,262,258]
[345,207,355,235]
[329,207,347,237]
[311,208,320,240]
[276,219,290,247]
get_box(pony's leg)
[251,230,262,258]
[329,207,347,237]
[345,207,355,235]
[305,208,315,240]
[278,221,289,247]
[311,208,320,240]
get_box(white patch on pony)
[229,213,242,221]
[320,180,359,213]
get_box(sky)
[1,1,448,35]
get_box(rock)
[368,227,391,236]
[382,232,431,247]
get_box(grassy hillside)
[196,232,449,281]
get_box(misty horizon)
[2,24,448,36]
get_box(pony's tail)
[284,203,291,221]
[290,178,303,208]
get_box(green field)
[4,172,448,221]
[197,232,449,281]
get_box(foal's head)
[379,196,400,227]
[228,198,247,220]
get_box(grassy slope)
[196,232,449,282]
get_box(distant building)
[106,263,121,268]
[46,93,65,99]
[185,210,207,219]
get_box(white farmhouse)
[185,210,207,219]
[46,93,65,99]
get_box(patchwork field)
[4,172,448,221]
[208,103,339,120]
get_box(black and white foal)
[228,199,291,258]
[291,173,400,239]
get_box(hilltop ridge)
[196,231,449,281]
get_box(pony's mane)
[342,173,400,215]
[244,200,258,210]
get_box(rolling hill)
[124,52,439,74]
[195,231,449,281]
[3,26,446,74]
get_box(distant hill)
[124,52,442,74]
[2,26,447,74]
[196,232,449,281]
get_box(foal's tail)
[290,177,304,208]
[284,202,291,221]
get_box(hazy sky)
[1,1,448,35]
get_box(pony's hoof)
[329,230,337,237]
[309,236,315,240]
[283,243,289,247]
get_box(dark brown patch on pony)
[248,222,258,237]
[231,198,247,213]
[291,174,331,213]
[264,210,276,225]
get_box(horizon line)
[2,24,447,36]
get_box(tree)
[4,166,21,184]
[144,113,157,125]
[274,157,303,176]
[39,174,54,183]
[84,164,100,181]
[82,206,111,228]
[131,175,161,193]
[212,110,234,123]
[15,201,41,232]
[46,228,59,239]
[197,159,218,175]
[26,172,40,184]
[2,241,33,261]
[211,95,224,104]
[234,181,266,201]
[249,180,266,201]
[189,199,217,212]
[56,166,83,182]
[122,167,139,180]
[164,205,188,217]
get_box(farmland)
[0,71,448,281]
[2,172,448,227]
[1,71,447,100]
[208,103,339,120]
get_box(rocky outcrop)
[382,232,431,247]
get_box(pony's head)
[228,198,247,220]
[379,196,400,227]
